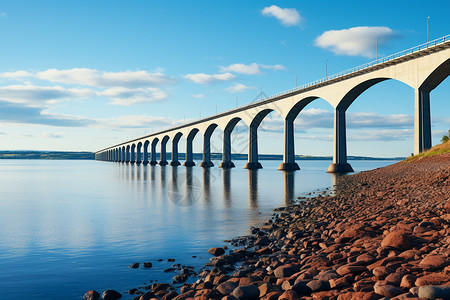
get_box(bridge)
[95,35,450,173]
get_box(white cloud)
[0,71,32,78]
[261,5,301,27]
[0,85,94,105]
[0,12,6,18]
[100,87,168,105]
[348,129,413,141]
[225,83,256,93]
[35,68,175,88]
[192,94,205,98]
[220,63,286,75]
[184,72,235,84]
[315,26,399,58]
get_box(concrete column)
[244,126,262,169]
[183,136,196,167]
[159,138,168,166]
[414,88,432,155]
[170,136,181,166]
[150,141,158,166]
[125,148,130,163]
[136,146,142,164]
[278,118,300,171]
[130,147,136,164]
[122,148,126,163]
[219,130,235,168]
[200,133,214,168]
[327,108,354,173]
[143,143,149,165]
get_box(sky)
[0,0,449,157]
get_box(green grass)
[405,141,450,162]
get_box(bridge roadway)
[96,35,450,173]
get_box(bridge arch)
[420,57,450,92]
[125,145,130,163]
[219,117,244,168]
[199,123,218,168]
[130,144,136,163]
[170,132,183,166]
[136,142,142,164]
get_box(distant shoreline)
[0,151,404,161]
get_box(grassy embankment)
[405,140,450,162]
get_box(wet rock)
[139,291,156,300]
[336,265,368,276]
[384,272,403,286]
[400,274,416,289]
[209,247,226,256]
[418,285,450,299]
[160,291,178,300]
[172,274,188,284]
[290,283,312,296]
[102,290,122,300]
[167,258,175,262]
[129,263,140,269]
[143,262,153,268]
[232,284,260,300]
[84,290,100,300]
[127,289,143,295]
[260,291,281,300]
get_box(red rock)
[415,272,450,286]
[274,264,300,279]
[311,290,338,299]
[258,283,280,298]
[400,274,416,288]
[373,282,403,297]
[372,266,394,280]
[278,290,299,300]
[384,272,403,286]
[260,292,281,300]
[221,296,238,300]
[444,200,450,214]
[336,265,368,276]
[83,290,100,300]
[381,231,411,251]
[336,292,353,300]
[329,276,352,289]
[351,292,379,300]
[217,282,238,295]
[232,284,260,300]
[419,254,449,271]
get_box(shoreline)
[85,153,450,300]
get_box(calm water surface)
[0,159,397,299]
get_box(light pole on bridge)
[325,59,328,79]
[376,37,380,61]
[427,16,430,43]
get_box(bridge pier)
[130,145,136,164]
[150,140,158,166]
[414,88,432,155]
[143,142,149,165]
[183,130,197,167]
[219,129,235,168]
[170,134,181,166]
[244,125,262,169]
[200,126,215,168]
[125,147,130,163]
[327,108,354,173]
[159,137,169,166]
[278,118,300,171]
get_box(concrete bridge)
[96,35,450,173]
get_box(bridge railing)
[214,34,450,116]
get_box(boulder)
[418,285,450,299]
[274,264,300,278]
[83,290,100,300]
[419,254,449,271]
[278,290,299,300]
[102,290,122,300]
[232,284,260,300]
[373,283,403,298]
[381,231,411,251]
[217,281,238,295]
[208,247,226,256]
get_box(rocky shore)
[85,152,450,300]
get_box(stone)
[208,247,226,256]
[84,290,100,300]
[444,200,450,214]
[306,280,330,292]
[381,231,411,251]
[384,272,403,286]
[102,290,122,300]
[329,276,352,289]
[278,290,299,300]
[274,264,300,278]
[217,281,238,295]
[232,284,260,300]
[336,265,368,276]
[415,273,450,286]
[418,285,450,299]
[373,283,403,298]
[258,283,279,297]
[221,296,238,300]
[139,291,156,300]
[143,262,153,268]
[260,291,281,300]
[419,254,449,271]
[400,274,416,289]
[172,274,188,284]
[290,283,312,296]
[129,263,140,268]
[372,266,394,279]
[161,291,178,300]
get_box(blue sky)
[0,0,449,157]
